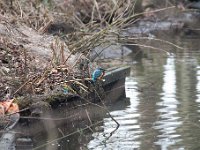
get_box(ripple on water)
[87,78,142,149]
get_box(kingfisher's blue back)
[92,68,103,82]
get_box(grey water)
[86,35,200,150]
[15,26,200,150]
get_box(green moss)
[15,97,32,109]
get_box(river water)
[16,24,200,150]
[86,34,200,150]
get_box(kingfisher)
[92,68,105,82]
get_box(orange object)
[0,104,5,116]
[0,99,19,116]
[7,103,19,114]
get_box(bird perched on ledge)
[92,68,105,82]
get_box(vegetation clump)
[0,0,185,109]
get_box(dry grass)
[0,0,190,146]
[0,0,185,97]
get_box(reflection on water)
[86,36,200,150]
[197,67,200,103]
[88,80,141,149]
[154,56,182,149]
[17,33,200,149]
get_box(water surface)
[16,26,200,150]
[87,34,200,150]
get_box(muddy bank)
[123,10,200,37]
[1,1,199,112]
[0,19,95,117]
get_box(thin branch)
[119,36,185,50]
[122,43,171,54]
